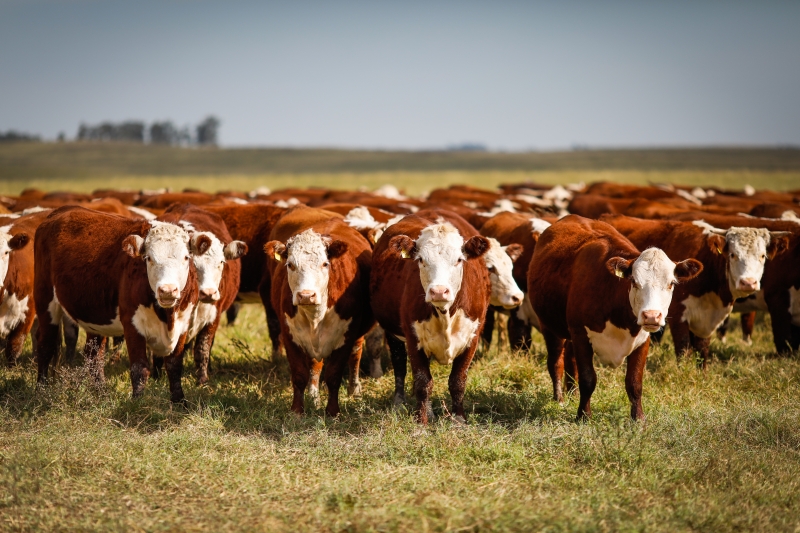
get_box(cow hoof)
[347,382,362,398]
[196,375,209,386]
[718,335,727,344]
[452,415,466,425]
[171,394,187,406]
[392,393,406,409]
[743,337,752,346]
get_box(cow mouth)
[157,297,179,308]
[199,295,219,304]
[641,323,662,333]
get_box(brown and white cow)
[34,207,204,401]
[0,211,48,365]
[371,214,491,424]
[264,214,374,417]
[603,214,790,366]
[155,204,247,384]
[529,215,702,420]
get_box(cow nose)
[510,294,522,306]
[297,290,317,305]
[157,285,179,299]
[199,288,220,302]
[738,278,758,292]
[641,310,662,325]
[428,285,451,302]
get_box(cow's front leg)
[285,343,311,414]
[571,331,596,421]
[323,348,349,418]
[448,341,477,423]
[193,318,220,385]
[386,334,408,407]
[307,358,324,408]
[625,337,649,421]
[407,343,434,424]
[164,333,188,404]
[123,328,150,397]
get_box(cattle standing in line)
[34,207,204,401]
[371,215,491,424]
[264,212,374,417]
[529,216,702,420]
[603,215,790,366]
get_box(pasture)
[1,151,800,532]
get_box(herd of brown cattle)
[0,180,798,423]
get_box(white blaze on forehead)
[344,206,380,230]
[0,225,13,287]
[143,221,192,296]
[180,222,226,295]
[286,229,331,305]
[414,223,467,308]
[482,237,523,308]
[127,206,157,220]
[530,218,551,234]
[628,248,678,328]
[373,184,406,200]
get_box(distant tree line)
[0,130,41,143]
[76,116,220,146]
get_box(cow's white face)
[180,223,247,303]
[0,225,29,289]
[608,248,703,332]
[123,221,197,308]
[724,228,771,297]
[483,237,523,308]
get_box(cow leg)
[323,350,350,418]
[625,337,649,421]
[690,333,711,370]
[740,311,756,345]
[35,300,62,384]
[448,343,477,423]
[122,326,150,397]
[572,332,597,421]
[285,344,311,414]
[363,325,385,379]
[164,335,188,404]
[62,316,79,365]
[765,291,794,355]
[716,316,730,343]
[386,334,407,407]
[225,303,241,326]
[83,334,107,385]
[480,308,495,351]
[307,358,323,408]
[563,340,578,394]
[194,318,220,385]
[152,355,164,380]
[508,314,531,352]
[670,319,692,362]
[408,344,434,425]
[542,326,565,402]
[5,308,35,367]
[347,337,364,397]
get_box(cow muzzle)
[296,290,318,306]
[427,285,451,307]
[500,292,524,309]
[640,310,663,332]
[157,285,180,308]
[737,277,759,293]
[199,287,221,303]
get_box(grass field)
[2,307,799,532]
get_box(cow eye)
[323,261,329,268]
[761,254,766,261]
[288,263,296,271]
[669,280,677,289]
[457,257,464,264]
[184,255,190,261]
[730,253,736,260]
[488,266,496,273]
[417,258,423,264]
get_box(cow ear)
[367,227,383,246]
[767,231,791,259]
[389,235,416,259]
[674,258,704,282]
[191,234,212,256]
[463,236,490,259]
[505,243,524,263]
[122,235,145,258]
[706,234,726,255]
[606,256,634,279]
[8,232,29,251]
[224,240,248,260]
[264,240,287,262]
[326,240,348,260]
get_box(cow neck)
[297,301,328,331]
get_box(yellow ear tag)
[400,249,409,259]
[274,252,282,262]
[716,248,722,255]
[615,269,624,278]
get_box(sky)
[1,0,799,149]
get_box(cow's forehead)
[0,225,12,249]
[287,229,327,259]
[631,248,674,284]
[482,237,509,266]
[530,217,551,234]
[727,227,769,252]
[145,221,190,253]
[416,223,464,259]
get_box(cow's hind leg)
[571,331,597,421]
[83,334,107,385]
[35,299,62,384]
[307,358,323,408]
[194,319,220,385]
[347,336,364,397]
[563,340,578,394]
[62,316,79,365]
[541,326,565,402]
[740,311,756,345]
[386,334,407,407]
[690,332,711,369]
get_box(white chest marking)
[585,321,649,368]
[680,292,733,338]
[188,302,218,340]
[131,304,195,357]
[412,308,479,365]
[732,291,767,314]
[514,292,541,330]
[284,307,351,361]
[790,287,800,327]
[236,292,263,304]
[0,293,29,337]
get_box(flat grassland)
[1,145,800,532]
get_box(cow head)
[190,232,248,303]
[482,237,524,308]
[607,248,703,332]
[0,226,30,287]
[122,221,201,309]
[390,223,489,311]
[695,221,791,298]
[264,229,348,308]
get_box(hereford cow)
[529,216,703,420]
[264,214,374,416]
[603,215,789,366]
[371,215,491,424]
[155,204,247,384]
[34,207,204,401]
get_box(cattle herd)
[0,180,798,423]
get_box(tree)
[196,116,220,146]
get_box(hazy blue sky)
[1,0,799,149]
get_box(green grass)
[2,306,799,532]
